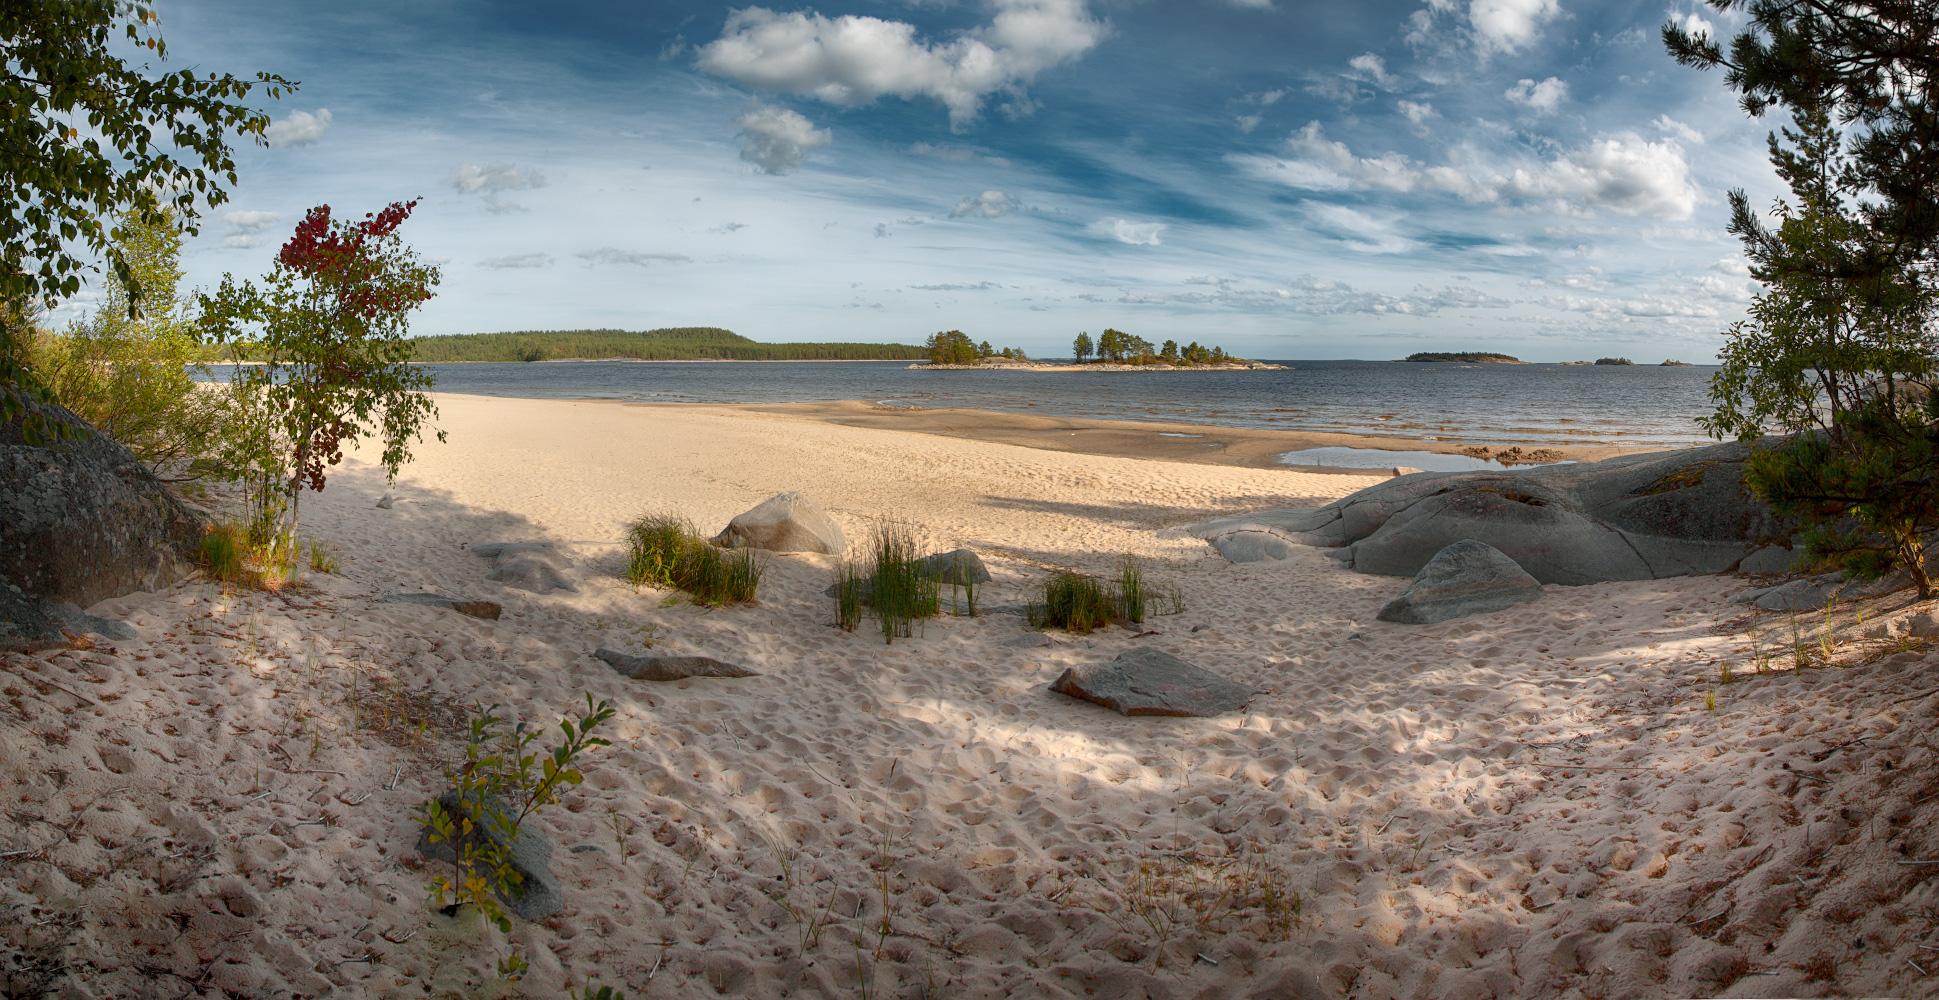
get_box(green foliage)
[1073,331,1093,363]
[1115,557,1147,626]
[835,562,866,633]
[567,978,626,1000]
[23,209,224,468]
[1594,357,1634,365]
[417,695,616,933]
[1030,572,1116,634]
[197,520,297,588]
[830,524,985,643]
[403,326,926,363]
[307,540,339,575]
[624,514,764,605]
[0,3,289,442]
[925,329,979,365]
[1746,394,1939,598]
[199,202,445,540]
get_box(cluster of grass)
[1026,557,1181,634]
[625,514,763,606]
[402,326,927,363]
[198,519,302,588]
[834,524,978,644]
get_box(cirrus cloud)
[1089,217,1167,245]
[951,190,1019,218]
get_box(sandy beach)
[4,393,1936,999]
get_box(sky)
[84,0,1782,361]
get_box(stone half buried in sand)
[1166,441,1796,584]
[1376,539,1544,625]
[415,789,563,921]
[595,647,757,682]
[914,548,992,586]
[474,541,577,594]
[1049,648,1255,717]
[381,592,503,620]
[711,492,846,555]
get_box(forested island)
[401,327,928,363]
[1402,351,1523,363]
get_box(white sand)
[3,393,1936,998]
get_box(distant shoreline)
[909,360,1288,372]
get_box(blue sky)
[100,0,1776,361]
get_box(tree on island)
[925,330,979,365]
[198,201,445,546]
[1669,3,1939,597]
[1072,331,1093,363]
[0,3,291,443]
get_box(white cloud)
[1505,76,1568,113]
[1286,274,1511,315]
[1408,0,1560,59]
[908,142,1012,166]
[910,281,1004,291]
[1468,0,1560,56]
[1398,100,1437,124]
[1653,115,1704,144]
[450,162,548,213]
[1234,123,1699,219]
[735,106,832,175]
[1089,218,1167,245]
[575,248,692,266]
[1229,0,1274,8]
[221,210,281,248]
[951,190,1019,218]
[709,222,748,234]
[264,109,331,147]
[478,253,552,269]
[1253,87,1289,106]
[1302,203,1416,254]
[697,0,1106,128]
[1236,114,1264,133]
[1679,12,1715,39]
[1347,53,1397,88]
[1709,256,1751,276]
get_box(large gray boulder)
[1168,442,1794,585]
[1049,648,1255,717]
[0,575,67,653]
[1,398,204,607]
[1376,540,1544,624]
[594,647,757,681]
[915,548,991,586]
[711,492,846,555]
[416,789,563,921]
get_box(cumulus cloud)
[1678,12,1715,39]
[951,190,1019,218]
[1408,0,1560,59]
[450,162,548,213]
[1233,122,1699,219]
[478,253,552,269]
[1398,100,1437,124]
[697,0,1106,128]
[736,106,831,175]
[1236,115,1263,133]
[575,248,692,266]
[1347,53,1398,88]
[1089,218,1167,245]
[221,210,280,248]
[264,109,332,147]
[1505,76,1567,113]
[1710,256,1751,276]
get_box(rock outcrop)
[1049,648,1255,717]
[1,399,204,607]
[711,492,846,555]
[594,647,757,681]
[1376,540,1544,624]
[1165,442,1793,584]
[473,541,576,594]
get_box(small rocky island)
[1401,351,1523,363]
[909,329,1286,370]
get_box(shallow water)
[202,358,1720,447]
[1275,446,1573,472]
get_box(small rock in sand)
[1391,467,1424,477]
[381,593,503,620]
[914,548,992,586]
[711,492,846,554]
[1376,539,1543,625]
[595,647,757,681]
[1049,647,1256,717]
[416,789,563,920]
[375,494,393,509]
[1004,632,1053,648]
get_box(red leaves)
[274,199,432,319]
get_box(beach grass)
[625,513,763,605]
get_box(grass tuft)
[1036,571,1117,634]
[624,513,763,605]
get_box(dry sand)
[3,393,1937,999]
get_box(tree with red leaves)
[199,200,443,546]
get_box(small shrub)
[307,540,340,574]
[199,521,297,588]
[200,523,248,582]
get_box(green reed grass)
[625,514,690,589]
[1116,557,1147,624]
[624,513,763,605]
[1037,571,1116,634]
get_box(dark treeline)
[399,327,928,363]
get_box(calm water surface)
[210,359,1720,449]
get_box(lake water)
[204,359,1720,449]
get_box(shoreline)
[911,360,1287,372]
[613,398,1665,472]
